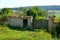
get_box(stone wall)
[28,17,33,27]
[5,17,23,27]
[4,16,33,28]
[32,19,48,29]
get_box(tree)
[26,7,47,20]
[27,9,37,20]
[38,10,47,17]
[1,8,13,15]
[22,7,28,16]
[0,8,13,19]
[0,11,2,15]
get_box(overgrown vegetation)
[0,25,53,40]
[0,7,60,40]
[26,7,47,20]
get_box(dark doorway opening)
[23,19,28,28]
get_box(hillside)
[1,6,60,12]
[10,6,60,11]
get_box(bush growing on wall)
[26,7,47,20]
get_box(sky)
[0,0,60,8]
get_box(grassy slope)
[0,25,52,40]
[55,13,60,22]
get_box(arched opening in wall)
[23,19,28,28]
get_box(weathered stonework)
[32,19,48,29]
[5,16,33,28]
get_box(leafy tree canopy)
[26,7,47,20]
[0,8,13,15]
[0,8,13,19]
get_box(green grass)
[56,17,60,22]
[0,25,53,40]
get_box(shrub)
[55,22,60,37]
